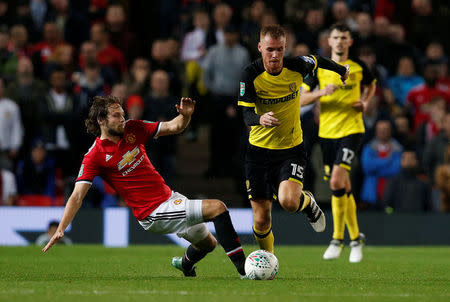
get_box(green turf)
[0,245,449,302]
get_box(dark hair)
[85,95,123,136]
[48,221,59,228]
[329,22,352,37]
[260,24,286,40]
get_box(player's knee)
[253,215,271,231]
[278,193,300,212]
[212,199,227,216]
[330,177,345,191]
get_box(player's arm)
[42,182,91,252]
[352,81,376,112]
[243,107,280,128]
[314,55,349,84]
[301,84,339,106]
[158,97,195,136]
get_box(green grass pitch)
[1,245,449,302]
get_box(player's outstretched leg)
[172,225,217,277]
[298,191,326,232]
[204,199,246,277]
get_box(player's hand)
[352,100,366,112]
[260,111,280,127]
[321,84,338,96]
[42,230,64,253]
[176,97,196,117]
[341,64,350,85]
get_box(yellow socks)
[331,188,347,240]
[253,225,274,254]
[345,192,360,240]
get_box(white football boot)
[303,191,326,232]
[323,239,344,260]
[349,233,366,263]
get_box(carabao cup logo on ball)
[245,250,279,280]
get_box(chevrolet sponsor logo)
[118,147,140,170]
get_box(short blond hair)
[260,24,286,40]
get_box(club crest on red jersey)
[125,133,136,144]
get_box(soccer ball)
[244,250,279,280]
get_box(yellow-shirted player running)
[238,24,349,254]
[302,23,376,263]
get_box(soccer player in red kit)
[42,95,247,278]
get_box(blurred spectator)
[90,22,127,77]
[124,57,150,96]
[105,3,138,65]
[260,10,278,28]
[36,220,72,245]
[45,44,75,79]
[40,67,76,177]
[13,0,36,42]
[293,43,310,57]
[362,95,394,145]
[206,3,233,47]
[416,97,446,160]
[29,0,49,39]
[143,70,179,185]
[31,21,66,76]
[202,24,250,177]
[5,57,46,154]
[73,61,110,119]
[405,62,450,130]
[46,0,89,48]
[240,0,265,60]
[384,150,432,212]
[0,77,23,171]
[78,40,116,86]
[295,8,324,52]
[181,8,209,63]
[125,94,144,120]
[0,167,17,205]
[328,0,357,30]
[361,120,403,208]
[110,82,127,101]
[378,23,422,75]
[388,56,424,106]
[358,46,389,90]
[316,29,331,57]
[284,27,297,57]
[354,12,376,49]
[151,40,182,96]
[435,144,450,212]
[423,111,450,183]
[0,0,12,28]
[393,114,416,150]
[425,41,449,88]
[0,28,17,80]
[8,24,33,58]
[16,138,56,197]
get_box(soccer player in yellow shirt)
[302,23,376,262]
[238,24,349,254]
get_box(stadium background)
[0,0,449,247]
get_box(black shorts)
[320,133,363,180]
[245,143,307,200]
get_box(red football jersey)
[76,120,172,220]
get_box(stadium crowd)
[0,0,449,213]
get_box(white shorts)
[138,191,209,244]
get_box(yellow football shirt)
[303,58,376,139]
[238,56,318,150]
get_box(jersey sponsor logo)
[300,55,315,66]
[105,155,112,162]
[240,82,245,96]
[118,147,140,170]
[289,82,297,93]
[257,90,299,105]
[125,133,136,144]
[78,165,84,178]
[173,199,182,205]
